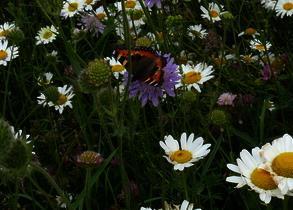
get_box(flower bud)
[78,59,112,93]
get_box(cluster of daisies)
[226,133,293,204]
[0,22,19,66]
[37,72,75,114]
[261,0,293,18]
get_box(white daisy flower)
[188,24,208,39]
[177,63,214,92]
[35,25,58,45]
[226,147,284,204]
[250,39,272,52]
[240,54,258,64]
[160,133,211,171]
[56,194,73,208]
[10,126,30,140]
[140,208,154,210]
[261,0,277,10]
[238,27,260,38]
[164,200,201,210]
[0,40,19,66]
[95,6,108,21]
[0,22,17,40]
[260,134,293,195]
[53,85,75,114]
[104,57,126,79]
[275,0,293,18]
[60,0,85,18]
[83,0,98,11]
[37,72,54,86]
[200,3,224,23]
[115,0,142,11]
[37,85,75,114]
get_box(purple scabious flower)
[79,15,105,38]
[124,54,180,106]
[145,0,162,8]
[262,64,271,81]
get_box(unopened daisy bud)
[78,59,112,93]
[44,86,60,104]
[2,140,31,169]
[135,37,152,47]
[0,119,14,156]
[221,11,234,20]
[181,91,197,103]
[6,28,25,45]
[166,15,183,28]
[77,151,104,167]
[209,109,229,126]
[129,9,144,20]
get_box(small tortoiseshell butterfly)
[114,47,166,86]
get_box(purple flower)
[124,54,180,106]
[262,64,271,81]
[79,15,105,38]
[145,0,162,8]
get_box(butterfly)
[114,47,166,86]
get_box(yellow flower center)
[43,31,53,39]
[271,152,293,178]
[250,168,278,190]
[255,44,265,51]
[57,94,68,105]
[283,2,293,11]
[0,30,8,38]
[170,150,192,163]
[68,3,78,12]
[242,55,253,63]
[0,50,8,60]
[96,13,106,20]
[182,71,202,85]
[245,27,256,35]
[112,65,125,72]
[209,10,219,18]
[85,0,93,4]
[126,1,136,9]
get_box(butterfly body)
[115,48,166,86]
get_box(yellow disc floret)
[126,0,136,9]
[85,0,93,4]
[0,50,8,60]
[170,150,192,163]
[68,3,78,12]
[43,31,53,39]
[245,27,256,35]
[57,94,68,105]
[250,168,278,190]
[182,72,202,84]
[283,3,293,11]
[272,152,293,178]
[112,65,125,72]
[209,10,219,18]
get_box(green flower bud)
[209,109,229,126]
[181,91,197,103]
[135,37,152,47]
[129,9,144,20]
[78,59,112,93]
[221,11,234,20]
[0,119,14,156]
[6,28,25,45]
[44,86,60,104]
[2,139,30,169]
